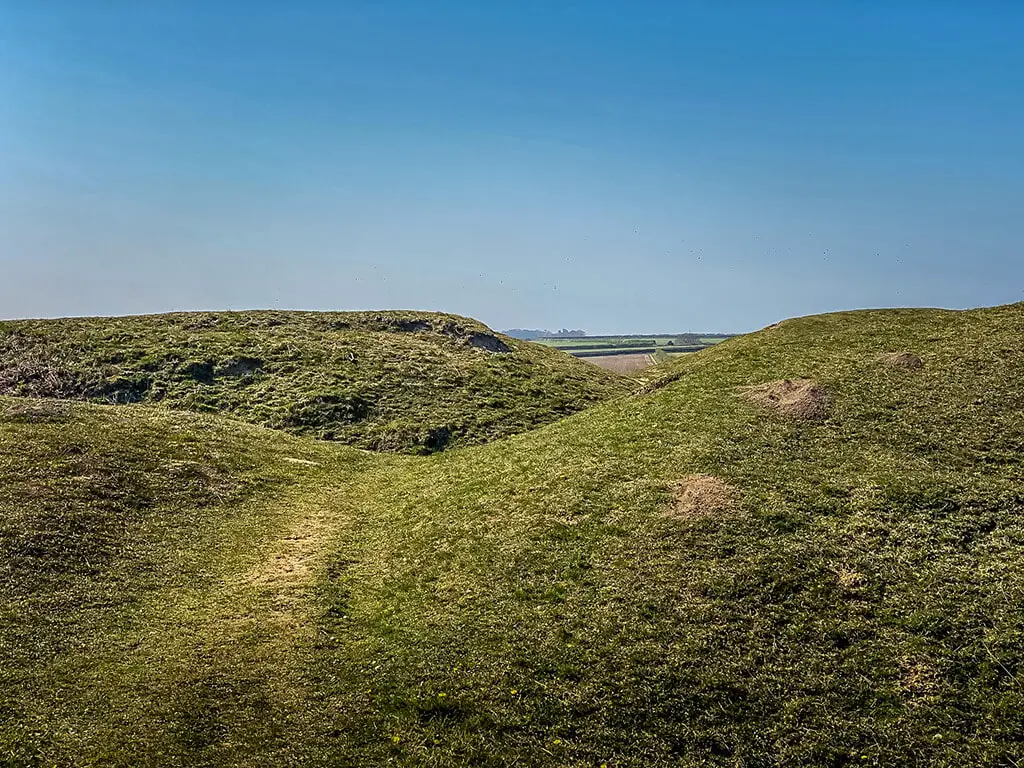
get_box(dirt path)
[248,492,339,630]
[108,460,370,760]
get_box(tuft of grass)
[3,303,1024,766]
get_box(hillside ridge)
[0,309,630,453]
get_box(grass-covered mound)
[0,310,629,452]
[3,303,1024,767]
[0,398,348,764]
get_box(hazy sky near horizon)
[2,1,1023,333]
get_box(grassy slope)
[0,310,629,453]
[3,303,1024,766]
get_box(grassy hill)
[3,303,1024,766]
[0,310,629,453]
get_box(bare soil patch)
[668,475,737,519]
[742,378,829,420]
[878,351,924,369]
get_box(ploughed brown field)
[583,352,654,373]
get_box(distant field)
[584,353,655,373]
[539,334,733,370]
[537,335,730,350]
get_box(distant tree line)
[673,333,702,346]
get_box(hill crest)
[0,309,630,453]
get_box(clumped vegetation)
[0,310,629,453]
[3,303,1024,766]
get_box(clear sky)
[2,1,1022,333]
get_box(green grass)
[0,310,629,453]
[3,304,1024,766]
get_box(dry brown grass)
[741,378,829,420]
[667,474,737,519]
[899,659,940,698]
[835,567,868,595]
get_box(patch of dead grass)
[667,474,737,519]
[741,378,829,420]
[899,658,940,698]
[835,567,868,595]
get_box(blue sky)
[2,1,1022,333]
